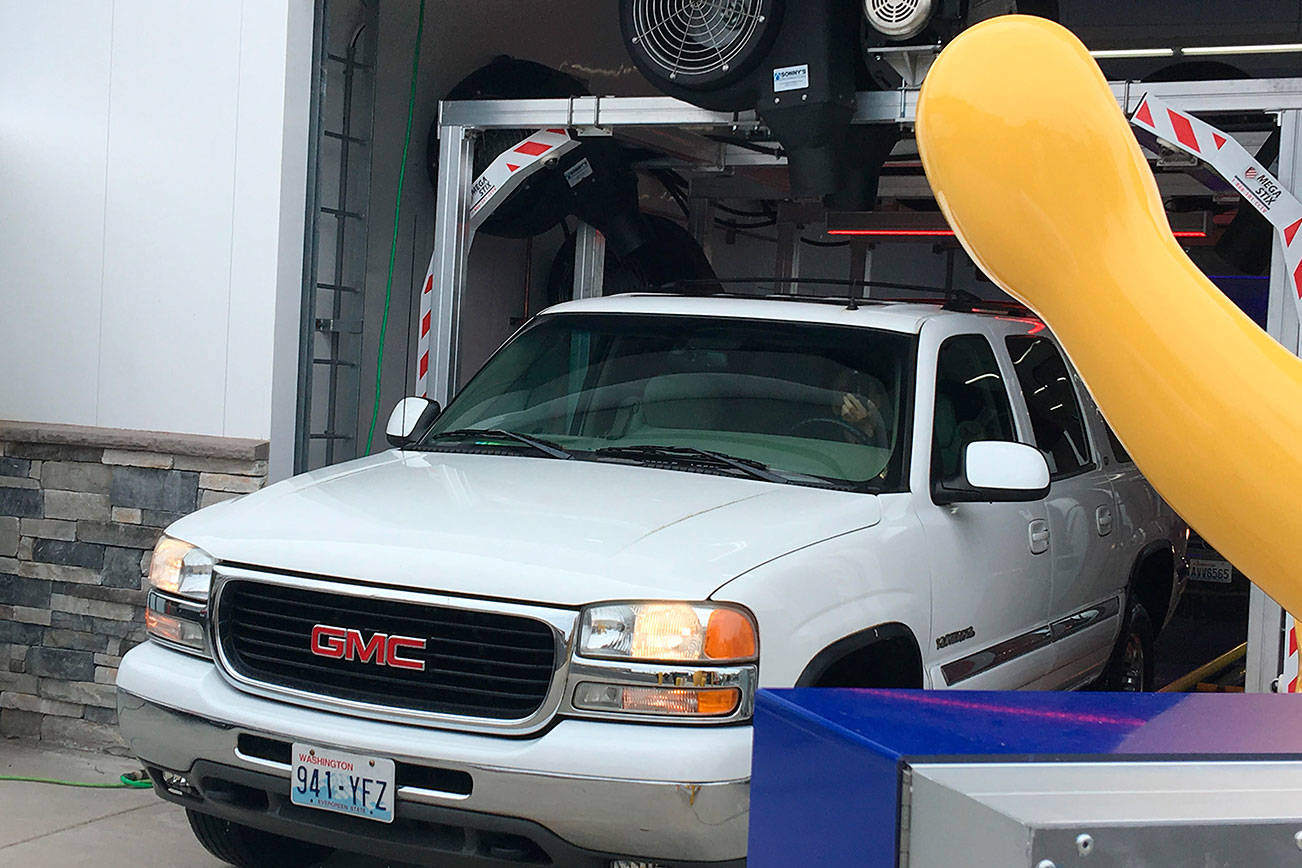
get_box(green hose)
[365,0,427,454]
[0,771,152,789]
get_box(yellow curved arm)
[916,15,1302,615]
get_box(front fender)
[709,508,931,688]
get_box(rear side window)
[932,335,1018,486]
[1101,418,1133,464]
[1005,336,1094,478]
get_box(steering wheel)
[787,416,886,448]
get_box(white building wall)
[0,0,312,478]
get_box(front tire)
[1097,600,1154,692]
[186,810,334,868]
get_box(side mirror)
[386,397,441,448]
[934,441,1050,505]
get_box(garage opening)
[291,0,1302,696]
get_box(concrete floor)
[0,739,212,868]
[0,739,403,867]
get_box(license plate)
[1188,558,1234,584]
[291,743,395,823]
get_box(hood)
[169,451,881,606]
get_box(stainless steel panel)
[906,760,1302,868]
[1032,822,1302,867]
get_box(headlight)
[578,602,757,663]
[569,602,757,722]
[147,536,213,599]
[145,536,212,656]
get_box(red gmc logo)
[310,624,427,671]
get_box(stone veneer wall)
[0,420,268,751]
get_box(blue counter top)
[748,689,1302,866]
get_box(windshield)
[424,313,915,490]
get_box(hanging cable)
[715,216,778,230]
[0,772,152,789]
[652,170,691,217]
[715,202,776,219]
[365,0,426,454]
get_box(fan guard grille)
[628,0,767,81]
[865,0,933,38]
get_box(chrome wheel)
[1119,631,1146,692]
[1095,600,1153,693]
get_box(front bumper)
[116,643,750,865]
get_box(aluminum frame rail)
[438,79,1302,130]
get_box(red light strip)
[995,315,1047,334]
[854,689,1151,727]
[826,229,956,236]
[827,229,1207,238]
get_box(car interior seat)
[933,381,995,482]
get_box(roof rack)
[654,277,1038,318]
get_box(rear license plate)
[291,743,395,823]
[1188,558,1234,584]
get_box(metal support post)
[773,202,823,293]
[849,239,874,297]
[687,198,714,261]
[1265,110,1302,353]
[1246,589,1285,693]
[1248,108,1302,693]
[572,222,606,299]
[425,124,476,406]
[775,222,800,293]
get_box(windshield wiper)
[591,444,788,484]
[421,429,573,460]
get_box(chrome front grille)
[210,569,572,732]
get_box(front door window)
[931,334,1019,489]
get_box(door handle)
[1029,519,1050,554]
[1096,505,1114,536]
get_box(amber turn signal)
[692,687,743,715]
[704,608,757,661]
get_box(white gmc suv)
[116,293,1187,868]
